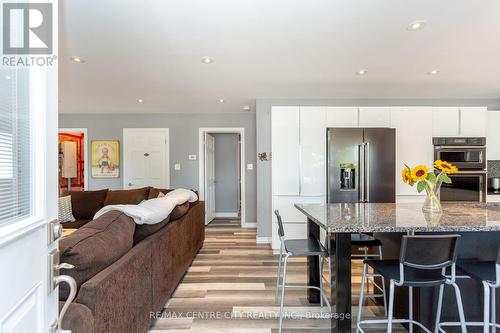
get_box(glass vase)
[422,182,442,214]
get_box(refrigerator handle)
[358,143,365,202]
[365,142,370,202]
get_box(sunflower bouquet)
[402,160,458,213]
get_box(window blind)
[0,69,33,225]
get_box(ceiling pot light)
[201,57,214,64]
[70,56,85,63]
[5,75,11,80]
[137,98,143,103]
[407,20,427,31]
[242,105,251,111]
[218,99,225,103]
[356,69,367,75]
[428,69,440,75]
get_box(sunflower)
[411,165,429,182]
[401,167,412,184]
[434,160,458,174]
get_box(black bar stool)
[356,234,467,333]
[440,246,500,333]
[274,210,331,333]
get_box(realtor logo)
[2,3,53,54]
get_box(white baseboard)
[215,212,239,218]
[256,236,271,244]
[242,222,257,228]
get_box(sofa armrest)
[75,240,153,333]
[59,301,94,333]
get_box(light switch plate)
[188,155,197,160]
[174,163,181,170]
[247,163,254,170]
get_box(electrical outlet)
[247,163,254,170]
[174,163,181,170]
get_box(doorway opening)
[58,128,88,193]
[199,128,246,227]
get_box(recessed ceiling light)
[201,57,214,64]
[137,98,143,103]
[218,99,225,103]
[242,105,251,111]
[356,69,367,75]
[4,75,11,80]
[70,56,85,63]
[407,20,427,31]
[428,69,440,75]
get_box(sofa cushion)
[61,219,92,229]
[148,188,172,199]
[104,187,151,206]
[62,189,109,220]
[133,217,170,245]
[59,210,135,300]
[170,201,190,220]
[59,301,94,333]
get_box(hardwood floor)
[149,219,405,332]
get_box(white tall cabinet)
[487,111,500,160]
[433,107,487,137]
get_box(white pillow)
[58,195,76,223]
[165,188,198,203]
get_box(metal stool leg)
[356,263,368,333]
[483,281,491,333]
[275,243,283,304]
[379,245,388,316]
[434,284,445,333]
[409,286,414,333]
[491,286,496,333]
[278,254,289,333]
[319,256,324,307]
[386,280,395,333]
[450,282,467,333]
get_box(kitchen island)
[295,202,500,333]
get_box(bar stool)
[356,234,467,333]
[321,233,387,314]
[440,246,499,333]
[274,210,331,333]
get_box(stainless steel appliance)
[327,128,396,203]
[440,171,487,202]
[433,137,486,170]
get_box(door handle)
[53,275,77,333]
[365,142,370,202]
[358,144,365,202]
[48,220,63,244]
[128,182,134,187]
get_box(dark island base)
[375,231,500,333]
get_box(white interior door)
[205,133,216,224]
[123,128,170,189]
[0,68,58,329]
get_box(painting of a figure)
[91,140,119,178]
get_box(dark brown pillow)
[133,216,170,244]
[103,187,151,206]
[59,210,135,300]
[147,188,173,199]
[61,189,109,220]
[170,201,190,220]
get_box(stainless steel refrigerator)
[327,128,396,203]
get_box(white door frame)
[58,128,88,190]
[122,128,170,189]
[198,128,247,228]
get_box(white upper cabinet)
[432,107,460,136]
[359,107,391,127]
[326,107,358,127]
[487,111,500,160]
[299,107,326,196]
[272,106,300,195]
[391,107,433,196]
[460,107,487,137]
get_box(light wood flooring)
[148,219,406,333]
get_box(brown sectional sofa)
[59,187,205,333]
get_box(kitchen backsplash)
[487,160,500,178]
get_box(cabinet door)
[487,111,500,160]
[272,106,300,195]
[432,107,460,136]
[359,107,391,127]
[391,107,433,196]
[325,107,358,127]
[460,107,487,137]
[300,107,326,196]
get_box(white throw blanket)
[93,189,198,225]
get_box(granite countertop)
[295,203,500,233]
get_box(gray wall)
[213,133,239,213]
[59,113,256,223]
[256,98,500,238]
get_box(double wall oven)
[433,137,487,202]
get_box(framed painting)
[91,140,120,178]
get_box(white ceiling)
[59,0,500,114]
